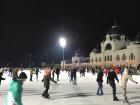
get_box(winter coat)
[55,68,60,74]
[0,72,5,85]
[6,79,23,105]
[96,71,103,82]
[107,69,119,83]
[0,71,5,82]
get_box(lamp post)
[59,37,66,70]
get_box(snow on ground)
[0,70,140,105]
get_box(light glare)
[59,37,66,47]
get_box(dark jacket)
[71,68,77,76]
[96,71,103,82]
[55,68,60,74]
[107,69,119,83]
[0,71,5,85]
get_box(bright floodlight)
[59,37,66,48]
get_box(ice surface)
[0,70,140,105]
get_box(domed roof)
[107,18,123,35]
[107,25,122,35]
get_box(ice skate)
[123,97,130,105]
[45,94,50,99]
[113,97,119,101]
[42,93,50,99]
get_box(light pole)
[59,37,66,70]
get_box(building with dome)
[61,21,140,70]
[90,22,140,69]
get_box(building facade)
[90,23,140,69]
[61,23,140,70]
[61,51,90,69]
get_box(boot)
[45,94,50,98]
[123,96,129,103]
[42,93,50,98]
[113,97,119,101]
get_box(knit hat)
[19,72,27,79]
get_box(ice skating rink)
[1,70,140,105]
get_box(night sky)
[1,0,139,66]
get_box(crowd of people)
[96,66,138,103]
[0,65,139,105]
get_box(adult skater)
[6,72,27,105]
[55,67,60,81]
[107,67,119,101]
[0,69,5,85]
[96,69,104,95]
[119,67,138,104]
[70,67,77,85]
[42,67,57,98]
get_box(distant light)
[59,37,66,48]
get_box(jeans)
[70,74,76,84]
[30,74,33,81]
[109,81,116,98]
[97,82,103,95]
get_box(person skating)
[107,67,119,101]
[91,67,95,76]
[96,69,104,95]
[6,72,27,105]
[55,67,60,81]
[70,67,77,85]
[29,68,34,81]
[35,67,41,81]
[42,67,57,98]
[51,67,55,79]
[119,67,138,104]
[12,68,19,80]
[0,69,5,85]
